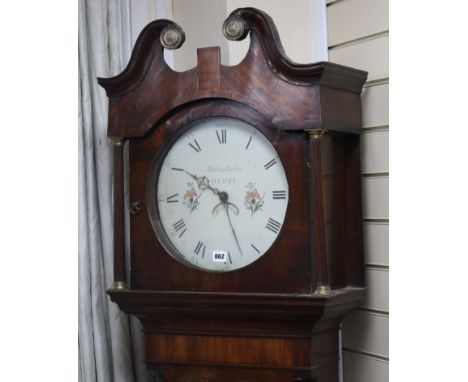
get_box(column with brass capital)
[307,129,332,296]
[109,137,127,291]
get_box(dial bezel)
[146,113,288,273]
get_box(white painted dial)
[153,117,289,272]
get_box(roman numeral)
[264,158,277,170]
[171,167,184,172]
[194,241,205,256]
[216,129,227,144]
[250,243,261,254]
[272,190,286,199]
[173,219,187,237]
[245,136,252,149]
[265,218,282,234]
[166,193,179,203]
[188,139,201,152]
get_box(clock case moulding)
[98,7,368,382]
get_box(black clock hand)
[186,170,242,254]
[212,201,239,216]
[223,202,244,256]
[212,189,243,256]
[185,171,220,195]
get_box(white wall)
[170,0,327,70]
[172,0,229,71]
[123,0,175,68]
[123,1,327,70]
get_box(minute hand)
[224,203,243,256]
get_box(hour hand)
[184,170,201,184]
[184,170,197,180]
[185,171,218,195]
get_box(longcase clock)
[98,8,368,382]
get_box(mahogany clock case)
[135,100,309,293]
[98,7,368,295]
[132,99,364,294]
[98,7,368,382]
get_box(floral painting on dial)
[183,183,200,213]
[244,182,265,216]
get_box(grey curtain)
[78,1,150,381]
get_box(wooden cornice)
[230,8,367,92]
[97,19,182,97]
[97,8,368,138]
[107,287,366,321]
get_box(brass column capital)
[109,137,125,146]
[313,285,333,296]
[307,129,327,139]
[108,281,128,291]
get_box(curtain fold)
[78,1,150,381]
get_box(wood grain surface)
[99,7,367,381]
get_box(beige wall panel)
[226,0,317,65]
[361,130,389,173]
[362,83,389,128]
[362,268,388,312]
[342,311,389,357]
[362,176,389,219]
[329,35,388,81]
[343,351,389,382]
[363,222,389,266]
[327,0,388,46]
[172,0,229,71]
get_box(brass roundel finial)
[160,25,185,49]
[223,15,248,41]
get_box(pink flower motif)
[183,187,200,213]
[244,183,265,216]
[184,190,197,200]
[245,190,260,201]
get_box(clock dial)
[153,117,289,272]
